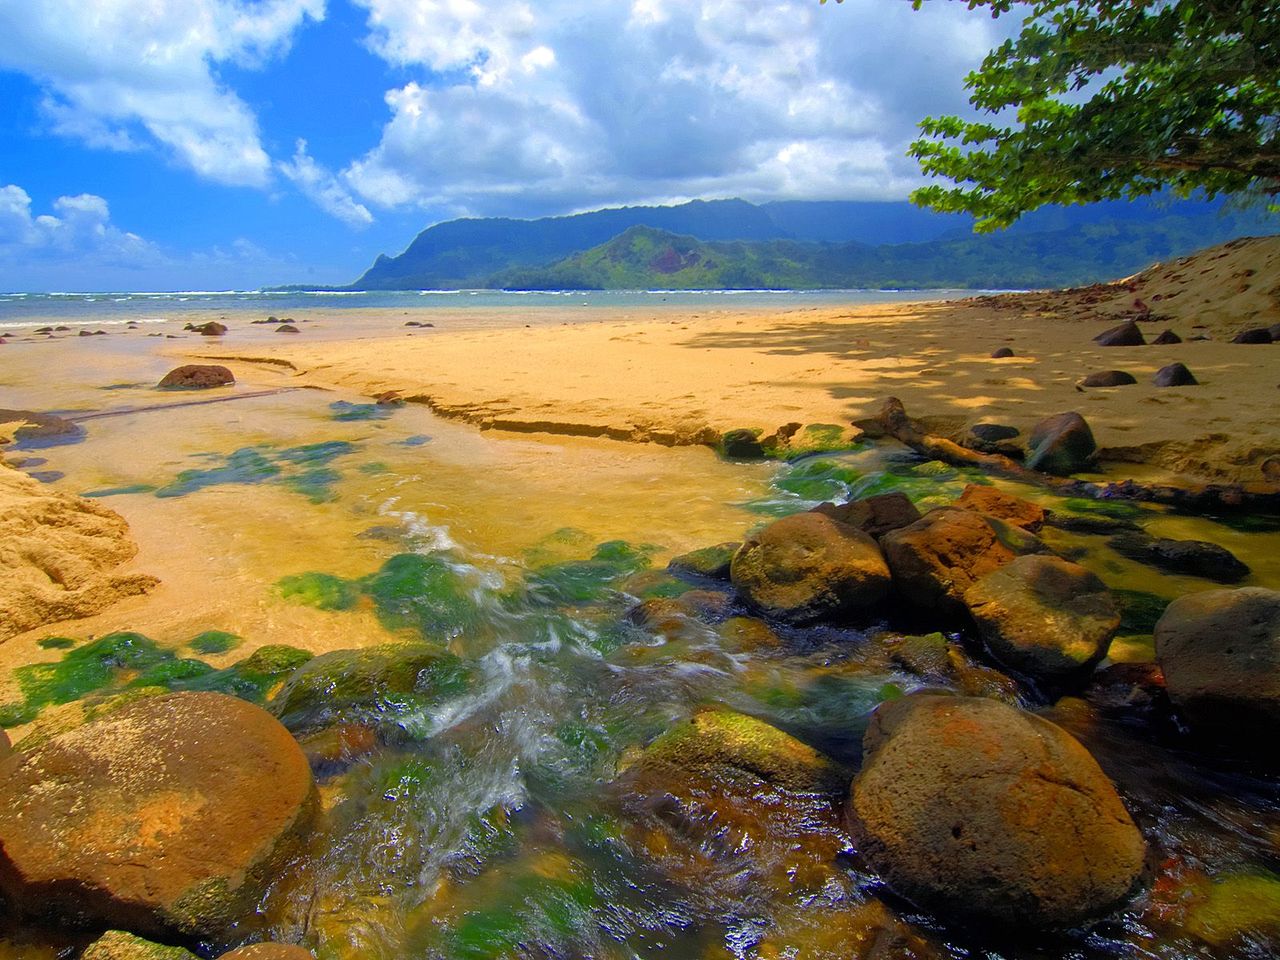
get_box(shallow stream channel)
[1,331,1278,960]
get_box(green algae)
[1057,496,1148,521]
[278,571,362,611]
[151,440,357,502]
[779,423,863,460]
[1184,872,1280,947]
[81,483,157,498]
[772,458,862,501]
[525,541,656,605]
[0,631,313,727]
[329,400,395,422]
[36,636,76,650]
[1113,588,1171,634]
[187,629,242,655]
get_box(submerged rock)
[1153,362,1198,386]
[883,632,1020,703]
[880,507,1047,614]
[668,542,739,581]
[0,407,85,446]
[1094,320,1146,346]
[964,555,1120,686]
[1155,587,1280,731]
[811,492,922,540]
[157,364,235,389]
[1079,370,1137,387]
[268,642,473,737]
[730,512,891,622]
[955,483,1045,532]
[0,692,316,937]
[82,931,198,960]
[848,694,1145,928]
[1108,531,1250,583]
[1025,411,1097,475]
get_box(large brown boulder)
[157,364,235,389]
[880,507,1047,614]
[730,511,891,622]
[811,492,922,540]
[848,694,1145,928]
[1154,587,1280,730]
[0,692,316,937]
[955,484,1045,532]
[1025,412,1097,475]
[964,555,1120,685]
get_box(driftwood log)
[866,397,1280,514]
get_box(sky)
[0,0,1009,291]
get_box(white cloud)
[0,184,159,265]
[279,140,374,228]
[344,0,1008,216]
[0,0,323,188]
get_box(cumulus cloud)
[0,0,323,188]
[278,140,374,228]
[344,0,1007,216]
[0,184,159,266]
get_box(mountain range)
[334,197,1275,292]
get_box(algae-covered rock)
[964,554,1120,686]
[1183,872,1280,948]
[848,693,1145,929]
[731,512,891,623]
[13,685,168,752]
[629,707,846,795]
[0,692,316,937]
[880,508,1047,615]
[268,642,473,737]
[883,633,1020,703]
[718,428,765,459]
[668,542,739,581]
[82,931,198,960]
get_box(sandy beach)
[177,235,1280,485]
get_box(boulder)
[1154,587,1280,730]
[718,428,765,459]
[964,555,1120,685]
[1270,322,1280,342]
[969,423,1019,443]
[880,507,1047,614]
[668,542,739,581]
[276,324,300,334]
[268,642,473,736]
[811,492,922,540]
[218,945,316,960]
[1231,327,1273,344]
[847,694,1145,928]
[1025,412,1097,475]
[1079,370,1137,387]
[990,347,1014,358]
[157,364,235,389]
[883,632,1020,703]
[1153,362,1197,386]
[0,692,316,937]
[1152,330,1182,345]
[189,322,227,336]
[82,931,198,960]
[1108,531,1250,583]
[1093,321,1146,346]
[730,511,891,622]
[955,484,1045,532]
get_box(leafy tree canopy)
[825,0,1280,230]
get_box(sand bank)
[197,236,1280,484]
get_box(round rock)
[730,511,891,622]
[1154,587,1280,731]
[880,507,1046,614]
[848,694,1145,928]
[964,554,1120,685]
[157,364,235,389]
[0,692,316,937]
[1025,411,1097,475]
[1079,370,1137,388]
[1153,362,1197,386]
[1093,320,1145,347]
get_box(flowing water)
[1,312,1278,960]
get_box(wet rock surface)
[82,931,198,960]
[955,483,1045,532]
[964,554,1120,686]
[0,692,316,937]
[217,945,316,960]
[1108,530,1250,582]
[157,364,235,389]
[880,507,1047,614]
[1025,411,1097,475]
[730,511,891,622]
[811,492,922,540]
[1155,587,1280,731]
[848,694,1145,929]
[668,541,739,580]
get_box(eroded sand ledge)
[199,236,1280,484]
[0,457,158,642]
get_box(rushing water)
[1,315,1278,960]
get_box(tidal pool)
[1,329,1278,960]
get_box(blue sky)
[0,0,1006,291]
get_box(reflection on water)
[2,335,1278,960]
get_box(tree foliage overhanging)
[825,0,1280,230]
